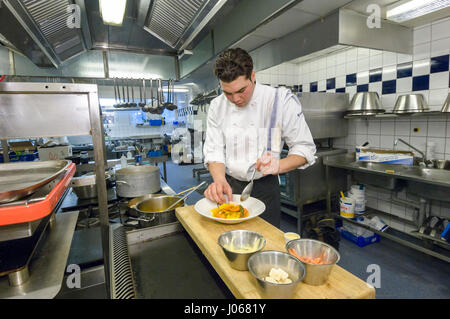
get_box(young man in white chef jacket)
[203,48,316,228]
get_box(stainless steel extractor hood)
[0,0,90,68]
[252,8,413,72]
[142,0,227,50]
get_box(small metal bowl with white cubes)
[247,250,306,299]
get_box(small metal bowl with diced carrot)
[286,239,340,286]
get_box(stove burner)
[77,217,100,228]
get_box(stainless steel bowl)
[247,251,305,299]
[286,239,340,286]
[218,230,266,271]
[70,172,112,199]
[346,92,385,116]
[393,94,429,114]
[441,93,450,113]
[433,159,450,170]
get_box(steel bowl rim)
[134,195,184,214]
[247,250,306,286]
[285,238,341,266]
[127,193,166,209]
[217,230,266,255]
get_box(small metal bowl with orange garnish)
[286,239,340,286]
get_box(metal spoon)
[113,78,120,108]
[138,78,146,107]
[163,181,207,212]
[129,78,137,107]
[240,148,266,202]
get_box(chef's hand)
[255,152,279,176]
[204,180,233,204]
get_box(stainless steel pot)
[115,165,161,198]
[70,172,112,199]
[128,195,184,227]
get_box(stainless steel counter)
[0,211,79,299]
[324,153,450,188]
[324,152,450,201]
[323,152,450,263]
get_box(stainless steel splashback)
[298,92,349,139]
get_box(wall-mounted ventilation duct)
[0,0,89,68]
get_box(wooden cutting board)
[176,205,375,299]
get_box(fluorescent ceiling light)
[99,0,127,26]
[386,0,450,23]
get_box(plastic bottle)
[126,151,132,159]
[120,154,128,168]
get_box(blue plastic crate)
[149,120,162,126]
[338,227,380,247]
[148,150,163,157]
[7,153,37,162]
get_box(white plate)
[194,194,266,224]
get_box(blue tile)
[299,84,303,92]
[412,75,429,91]
[430,55,449,73]
[336,87,345,93]
[346,73,357,86]
[382,80,396,94]
[357,84,369,92]
[397,62,413,78]
[326,78,336,90]
[310,81,318,92]
[369,68,382,82]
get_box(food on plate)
[288,248,330,265]
[210,202,249,219]
[263,267,292,284]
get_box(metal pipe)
[1,140,9,163]
[394,138,427,163]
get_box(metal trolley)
[0,82,110,298]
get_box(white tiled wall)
[255,16,450,233]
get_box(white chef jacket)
[203,83,316,182]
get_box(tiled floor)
[165,160,450,299]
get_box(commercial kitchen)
[0,0,449,300]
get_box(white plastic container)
[350,185,365,195]
[349,185,366,215]
[284,232,300,244]
[120,154,128,168]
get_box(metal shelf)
[102,107,142,112]
[344,111,448,119]
[336,212,450,263]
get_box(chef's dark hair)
[214,48,253,83]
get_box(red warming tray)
[0,163,75,226]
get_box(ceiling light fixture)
[386,0,450,23]
[99,0,127,26]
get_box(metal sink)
[351,162,404,190]
[400,166,450,201]
[400,166,450,182]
